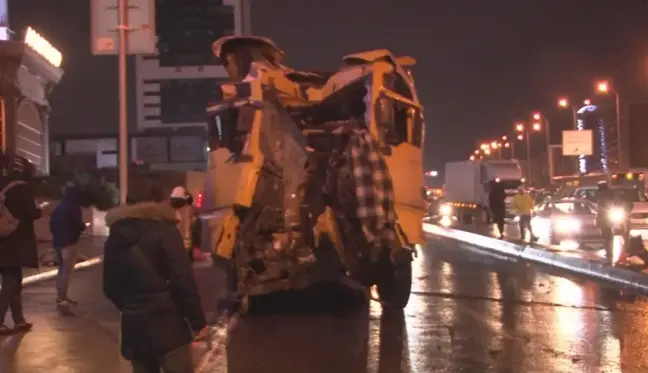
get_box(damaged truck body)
[200,36,426,310]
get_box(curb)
[22,256,104,286]
[423,222,648,295]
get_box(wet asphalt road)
[3,237,648,373]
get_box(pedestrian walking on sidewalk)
[103,188,209,373]
[50,183,91,307]
[512,186,537,242]
[0,155,42,335]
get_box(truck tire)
[376,253,412,309]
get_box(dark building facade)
[135,0,250,130]
[0,39,63,174]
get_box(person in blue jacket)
[50,183,90,307]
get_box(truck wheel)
[376,257,412,309]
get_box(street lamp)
[583,98,591,106]
[514,121,533,182]
[595,79,622,169]
[470,155,476,161]
[557,96,578,130]
[532,112,553,184]
[502,135,507,141]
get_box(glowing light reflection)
[551,278,585,355]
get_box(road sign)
[562,130,593,156]
[90,0,156,55]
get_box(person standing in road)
[512,186,537,242]
[103,188,209,373]
[488,181,507,239]
[0,155,41,334]
[596,181,616,263]
[50,183,91,307]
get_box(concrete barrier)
[423,222,648,294]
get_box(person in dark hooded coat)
[103,192,208,373]
[0,155,41,334]
[488,181,507,239]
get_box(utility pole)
[91,0,156,204]
[117,0,129,204]
[525,129,532,185]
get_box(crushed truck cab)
[200,36,426,310]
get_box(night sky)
[8,0,648,170]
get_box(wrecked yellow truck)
[200,36,426,310]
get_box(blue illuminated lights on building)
[576,104,609,174]
[598,117,608,172]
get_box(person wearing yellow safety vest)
[511,186,538,242]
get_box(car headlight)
[607,208,625,224]
[439,204,452,216]
[554,217,581,233]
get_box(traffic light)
[627,103,648,168]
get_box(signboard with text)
[90,0,156,55]
[562,130,593,156]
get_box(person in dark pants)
[0,155,41,334]
[596,181,616,263]
[50,183,91,307]
[488,181,507,239]
[512,186,537,242]
[103,190,208,373]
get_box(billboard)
[562,130,593,156]
[90,0,156,55]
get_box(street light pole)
[118,0,129,205]
[543,118,552,184]
[525,129,532,185]
[614,90,622,170]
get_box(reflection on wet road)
[3,237,648,372]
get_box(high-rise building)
[627,102,648,168]
[134,0,251,130]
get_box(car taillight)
[195,192,204,208]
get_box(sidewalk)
[1,263,226,373]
